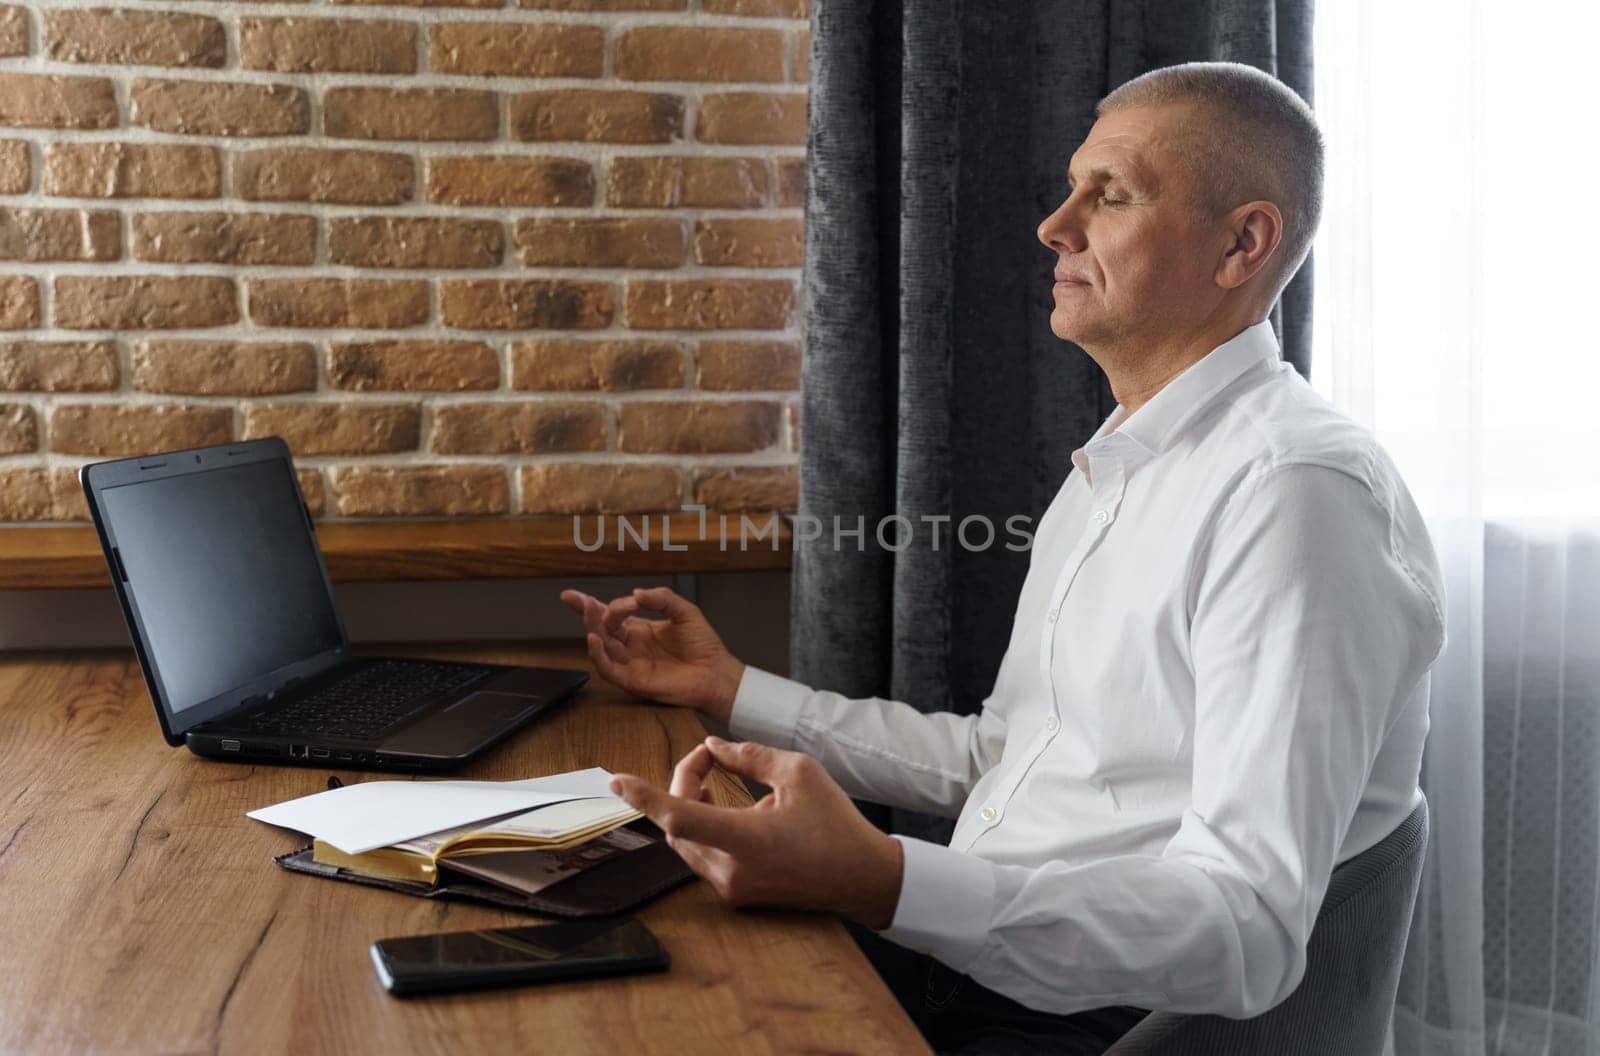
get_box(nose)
[1037,192,1087,255]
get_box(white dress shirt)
[729,318,1445,1018]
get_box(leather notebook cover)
[273,818,694,918]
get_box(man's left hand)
[609,737,905,930]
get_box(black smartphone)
[369,916,669,997]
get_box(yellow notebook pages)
[312,796,642,885]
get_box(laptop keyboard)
[240,659,493,741]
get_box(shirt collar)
[1071,319,1282,478]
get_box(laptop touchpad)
[380,691,541,756]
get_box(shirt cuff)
[879,835,997,975]
[727,665,811,750]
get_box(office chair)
[1104,799,1429,1055]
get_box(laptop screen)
[98,457,343,719]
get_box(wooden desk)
[0,642,929,1054]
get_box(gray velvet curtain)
[793,0,1314,839]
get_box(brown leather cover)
[273,818,694,918]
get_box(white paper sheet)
[246,767,619,854]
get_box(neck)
[1092,309,1265,415]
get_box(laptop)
[80,437,588,772]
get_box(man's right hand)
[558,586,745,726]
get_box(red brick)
[0,467,50,519]
[426,155,592,207]
[515,218,684,269]
[43,142,222,199]
[131,77,310,136]
[431,401,605,454]
[694,465,797,511]
[618,400,781,453]
[518,0,684,8]
[328,340,499,391]
[0,74,117,130]
[429,23,603,77]
[702,0,808,14]
[511,339,684,391]
[695,339,799,390]
[511,90,683,144]
[777,155,805,206]
[0,276,40,329]
[133,340,317,395]
[440,280,613,330]
[696,92,807,145]
[132,211,315,265]
[335,0,497,8]
[0,402,36,454]
[0,139,27,193]
[0,341,118,391]
[44,9,225,68]
[297,466,325,517]
[235,147,414,205]
[792,27,810,81]
[326,87,497,142]
[0,6,27,57]
[0,208,119,262]
[625,279,795,330]
[606,155,768,208]
[241,17,416,74]
[248,279,429,329]
[615,27,784,83]
[0,466,92,520]
[242,402,421,455]
[332,464,509,517]
[520,463,682,515]
[693,217,802,267]
[49,403,232,456]
[329,216,503,269]
[55,275,238,330]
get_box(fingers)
[669,742,716,803]
[559,589,604,636]
[632,586,697,623]
[702,736,798,785]
[602,597,642,639]
[585,632,629,685]
[610,773,751,851]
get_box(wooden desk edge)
[0,514,794,590]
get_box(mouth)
[1053,277,1090,291]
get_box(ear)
[1214,200,1283,292]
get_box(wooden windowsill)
[0,513,793,590]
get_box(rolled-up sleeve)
[730,665,1008,819]
[879,464,1444,1016]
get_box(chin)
[1049,306,1097,345]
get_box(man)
[562,61,1443,1054]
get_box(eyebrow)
[1065,164,1147,190]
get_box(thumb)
[702,736,787,784]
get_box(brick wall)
[0,0,807,522]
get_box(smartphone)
[369,916,669,997]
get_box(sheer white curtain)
[1313,2,1600,1054]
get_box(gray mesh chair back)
[1104,799,1429,1055]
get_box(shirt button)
[1093,509,1111,526]
[1046,608,1060,622]
[1045,715,1060,733]
[979,805,998,823]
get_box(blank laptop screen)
[99,458,342,716]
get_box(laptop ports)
[311,747,331,760]
[288,744,308,759]
[335,752,352,761]
[221,739,241,753]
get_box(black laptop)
[80,437,587,772]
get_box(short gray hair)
[1098,61,1324,302]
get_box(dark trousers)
[846,921,1147,1055]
